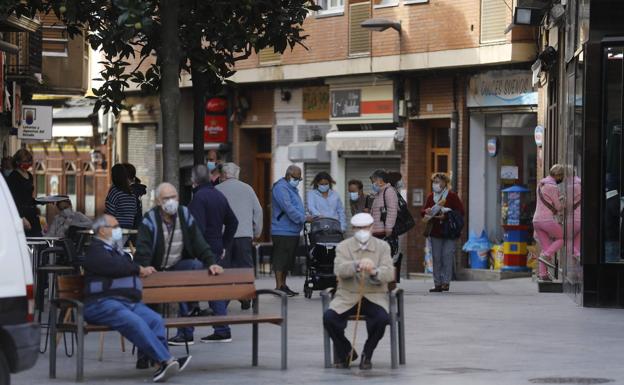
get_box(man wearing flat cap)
[46,195,93,238]
[323,213,395,370]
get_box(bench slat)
[143,284,256,303]
[142,268,255,288]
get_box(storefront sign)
[204,115,227,143]
[18,105,53,140]
[467,70,538,107]
[303,86,329,120]
[205,97,227,113]
[487,138,498,157]
[501,165,519,180]
[534,125,544,147]
[331,89,361,118]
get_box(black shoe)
[188,307,214,317]
[240,300,251,310]
[280,285,299,297]
[177,355,192,372]
[200,333,232,343]
[441,284,450,292]
[168,335,194,346]
[429,286,443,293]
[333,350,358,368]
[153,360,179,382]
[136,357,152,370]
[359,354,372,370]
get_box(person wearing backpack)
[370,170,399,242]
[421,173,464,293]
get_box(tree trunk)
[159,0,181,189]
[191,61,206,166]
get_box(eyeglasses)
[291,177,302,182]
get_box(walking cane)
[347,270,366,367]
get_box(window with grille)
[258,47,281,65]
[41,13,69,56]
[480,0,510,44]
[349,2,371,56]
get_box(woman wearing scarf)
[421,173,464,292]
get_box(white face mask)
[354,229,372,244]
[162,198,179,215]
[432,183,443,193]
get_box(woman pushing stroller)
[307,172,347,232]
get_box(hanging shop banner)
[12,82,21,129]
[18,105,53,140]
[204,115,227,143]
[467,70,538,107]
[303,86,330,120]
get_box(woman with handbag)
[533,164,564,280]
[421,173,464,293]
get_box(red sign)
[204,115,228,143]
[205,98,227,113]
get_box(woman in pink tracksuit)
[533,165,564,279]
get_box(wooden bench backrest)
[56,268,256,304]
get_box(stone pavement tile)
[13,277,624,385]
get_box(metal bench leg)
[280,295,288,370]
[389,295,398,369]
[252,323,258,366]
[49,303,58,379]
[76,312,85,382]
[398,290,406,365]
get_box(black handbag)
[383,188,415,237]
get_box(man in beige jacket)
[323,213,395,370]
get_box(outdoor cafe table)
[26,236,62,315]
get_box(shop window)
[34,162,46,215]
[83,162,96,217]
[430,126,450,178]
[602,46,624,263]
[64,161,77,209]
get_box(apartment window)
[480,0,510,44]
[374,0,399,7]
[42,25,68,57]
[318,0,344,14]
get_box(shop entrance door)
[254,153,272,242]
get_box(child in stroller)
[303,217,344,298]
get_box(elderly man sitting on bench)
[82,214,190,383]
[323,213,395,370]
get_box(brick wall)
[237,0,488,70]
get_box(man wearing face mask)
[46,196,93,238]
[348,180,372,216]
[135,182,223,349]
[84,214,191,382]
[323,213,395,370]
[271,165,311,296]
[206,149,222,186]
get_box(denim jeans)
[169,258,204,338]
[84,298,171,364]
[209,254,231,336]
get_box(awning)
[326,130,398,152]
[288,141,330,162]
[53,122,93,137]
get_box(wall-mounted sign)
[303,86,329,120]
[501,165,519,180]
[331,89,361,118]
[534,125,544,147]
[467,70,538,107]
[487,138,498,157]
[412,188,424,207]
[205,97,227,113]
[18,105,52,140]
[204,115,227,143]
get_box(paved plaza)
[15,276,624,385]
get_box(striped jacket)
[105,185,138,229]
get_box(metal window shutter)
[480,0,509,44]
[349,2,371,55]
[304,163,331,207]
[258,47,281,64]
[344,158,400,224]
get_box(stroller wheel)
[304,286,313,299]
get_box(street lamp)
[361,18,401,33]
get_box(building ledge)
[0,14,41,33]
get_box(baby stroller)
[303,217,344,299]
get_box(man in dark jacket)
[135,182,223,347]
[189,164,238,343]
[83,214,190,382]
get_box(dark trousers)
[227,237,253,268]
[323,298,390,362]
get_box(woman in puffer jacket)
[533,164,564,280]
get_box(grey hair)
[92,215,109,234]
[155,182,177,200]
[221,162,240,180]
[285,165,301,178]
[191,164,212,186]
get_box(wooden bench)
[320,288,405,369]
[48,268,287,382]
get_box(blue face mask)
[111,227,123,242]
[349,192,359,201]
[318,184,330,193]
[289,178,300,188]
[372,184,380,193]
[207,161,216,171]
